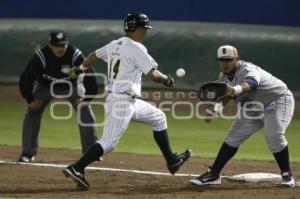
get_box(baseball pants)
[225,90,294,153]
[98,93,167,155]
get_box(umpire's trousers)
[21,82,98,157]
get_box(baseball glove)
[198,82,228,101]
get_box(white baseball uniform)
[95,37,167,154]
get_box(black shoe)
[18,155,35,163]
[63,165,89,190]
[167,149,192,175]
[281,172,295,187]
[190,167,221,186]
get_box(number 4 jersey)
[95,37,158,97]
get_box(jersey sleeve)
[240,64,261,84]
[95,44,108,63]
[238,62,261,89]
[72,48,85,66]
[133,44,158,75]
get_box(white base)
[223,173,282,182]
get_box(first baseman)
[190,45,295,187]
[63,13,191,190]
[19,31,98,162]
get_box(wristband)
[233,85,243,95]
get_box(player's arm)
[81,45,108,69]
[133,44,174,87]
[69,45,108,79]
[69,52,97,79]
[73,50,98,102]
[147,69,174,87]
[79,52,98,69]
[226,77,258,96]
[206,77,257,121]
[226,65,260,96]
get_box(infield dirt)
[0,145,299,199]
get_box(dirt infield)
[0,145,299,199]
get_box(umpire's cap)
[124,13,152,32]
[49,31,68,46]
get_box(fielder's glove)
[69,67,83,79]
[198,82,228,101]
[164,75,175,87]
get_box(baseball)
[176,68,185,77]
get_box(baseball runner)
[190,45,295,187]
[62,13,192,190]
[18,31,98,162]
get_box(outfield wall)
[0,19,299,92]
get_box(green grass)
[0,101,299,162]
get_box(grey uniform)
[218,60,294,153]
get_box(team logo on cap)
[222,48,227,55]
[56,33,64,39]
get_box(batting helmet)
[124,13,152,32]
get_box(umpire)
[18,31,98,162]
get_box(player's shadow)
[102,183,283,196]
[0,182,284,197]
[0,187,84,196]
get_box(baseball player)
[63,13,192,190]
[190,45,295,187]
[18,31,98,162]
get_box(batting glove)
[69,67,83,79]
[164,75,175,87]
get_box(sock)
[273,146,291,174]
[211,142,238,173]
[153,129,176,163]
[73,143,104,173]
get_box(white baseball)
[176,68,185,77]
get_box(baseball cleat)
[281,172,295,187]
[18,155,35,163]
[167,149,192,175]
[63,165,89,190]
[190,167,221,186]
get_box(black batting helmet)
[124,13,152,32]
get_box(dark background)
[1,0,300,27]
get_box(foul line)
[0,160,199,177]
[1,160,299,186]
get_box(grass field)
[0,101,299,162]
